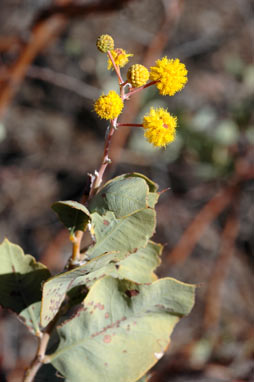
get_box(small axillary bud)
[96,34,114,53]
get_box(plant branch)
[27,65,100,100]
[117,123,143,127]
[125,81,157,98]
[0,0,136,119]
[166,183,239,266]
[69,230,84,265]
[23,333,50,382]
[107,50,124,84]
[23,308,60,382]
[203,206,239,332]
[89,120,117,197]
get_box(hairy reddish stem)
[125,80,157,98]
[117,123,143,127]
[107,50,124,84]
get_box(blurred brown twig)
[0,0,135,120]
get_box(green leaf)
[41,206,156,327]
[89,176,149,218]
[121,172,159,193]
[52,201,91,232]
[41,240,160,327]
[109,241,162,283]
[89,172,159,216]
[40,251,126,327]
[147,192,159,208]
[41,240,159,328]
[48,276,195,382]
[0,239,50,334]
[87,209,156,260]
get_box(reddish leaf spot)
[122,350,127,353]
[155,304,166,310]
[125,289,139,298]
[103,220,110,226]
[104,362,108,367]
[103,335,112,343]
[105,312,110,319]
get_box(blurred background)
[0,0,253,381]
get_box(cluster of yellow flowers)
[94,34,188,148]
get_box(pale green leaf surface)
[41,207,155,327]
[41,251,125,327]
[109,241,162,283]
[89,177,149,218]
[41,240,160,327]
[52,200,90,232]
[107,172,158,193]
[87,209,156,259]
[147,192,159,208]
[0,239,50,334]
[48,276,195,382]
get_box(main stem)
[89,120,116,197]
[23,332,50,382]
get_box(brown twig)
[203,206,239,331]
[167,159,254,266]
[0,14,67,119]
[166,183,238,266]
[0,0,135,120]
[26,65,100,100]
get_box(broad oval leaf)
[111,172,159,193]
[89,177,149,218]
[41,207,156,327]
[0,239,50,334]
[48,276,195,382]
[41,240,160,327]
[40,251,125,327]
[89,173,159,217]
[109,241,162,283]
[52,201,91,232]
[87,209,156,260]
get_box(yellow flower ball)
[108,48,133,70]
[143,107,177,147]
[127,64,149,88]
[94,91,123,120]
[96,34,114,53]
[150,57,188,96]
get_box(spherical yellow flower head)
[96,34,114,53]
[107,48,133,70]
[127,64,150,88]
[143,108,177,147]
[94,91,123,120]
[150,57,188,96]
